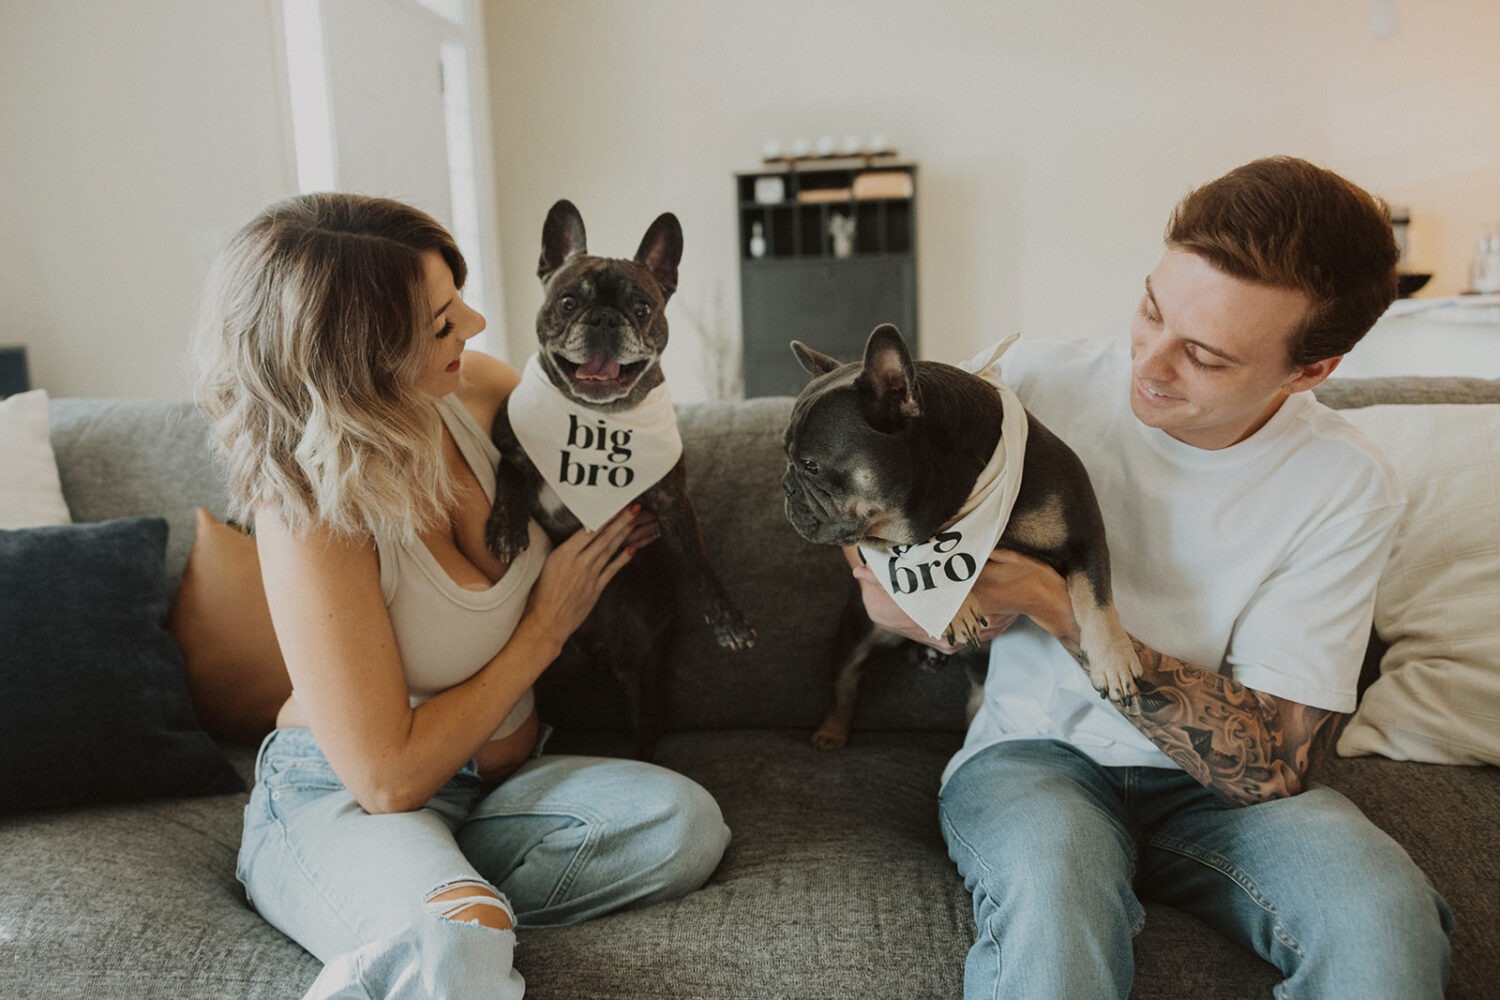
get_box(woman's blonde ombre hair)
[192,193,467,541]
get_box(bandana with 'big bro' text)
[857,333,1030,643]
[506,353,683,531]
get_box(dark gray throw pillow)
[0,516,243,814]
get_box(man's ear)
[791,341,843,377]
[856,324,921,421]
[538,199,587,282]
[1283,355,1341,394]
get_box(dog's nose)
[587,310,622,329]
[782,476,795,497]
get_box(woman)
[192,193,729,999]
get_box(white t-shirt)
[942,336,1405,785]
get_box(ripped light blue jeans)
[237,727,730,1000]
[939,739,1452,1000]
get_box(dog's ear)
[539,200,587,282]
[791,341,843,377]
[857,324,921,423]
[635,212,683,300]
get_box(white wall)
[2,1,1497,400]
[0,0,294,399]
[483,0,1500,400]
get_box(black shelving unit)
[736,161,918,397]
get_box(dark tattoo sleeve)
[1113,638,1345,806]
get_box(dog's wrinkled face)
[781,326,925,547]
[535,200,682,409]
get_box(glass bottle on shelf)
[749,221,767,259]
[1471,224,1500,294]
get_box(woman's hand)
[625,507,662,551]
[523,506,645,643]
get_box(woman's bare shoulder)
[456,351,520,430]
[252,504,377,576]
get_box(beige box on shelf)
[797,187,853,204]
[853,171,913,200]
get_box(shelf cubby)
[735,163,918,397]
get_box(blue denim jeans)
[938,739,1452,1000]
[238,727,730,1000]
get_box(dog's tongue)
[576,354,621,381]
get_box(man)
[852,157,1453,998]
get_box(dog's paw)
[811,720,851,751]
[484,514,531,561]
[1087,639,1143,707]
[910,645,953,673]
[707,605,756,651]
[943,597,988,651]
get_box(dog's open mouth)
[554,352,650,397]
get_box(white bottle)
[1474,225,1500,294]
[749,221,767,259]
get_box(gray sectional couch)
[2,374,1497,999]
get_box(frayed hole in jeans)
[424,879,515,932]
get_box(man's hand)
[848,560,963,650]
[846,547,1068,651]
[967,550,1078,647]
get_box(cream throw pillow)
[0,389,72,529]
[1336,404,1500,765]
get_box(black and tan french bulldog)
[782,324,1139,749]
[486,199,754,759]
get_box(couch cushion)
[1317,375,1500,409]
[1316,754,1500,1000]
[0,389,71,529]
[48,398,230,592]
[1,733,1494,998]
[0,742,318,999]
[526,729,974,997]
[0,516,243,814]
[1335,404,1500,765]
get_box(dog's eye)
[632,302,652,320]
[801,458,820,475]
[559,295,578,314]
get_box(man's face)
[1128,249,1334,450]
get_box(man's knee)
[425,880,514,932]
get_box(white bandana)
[506,353,683,531]
[857,334,1029,642]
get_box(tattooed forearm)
[1108,638,1345,806]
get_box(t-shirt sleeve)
[993,337,1089,411]
[1225,497,1404,712]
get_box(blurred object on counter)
[1398,273,1431,298]
[1390,205,1411,264]
[1387,205,1430,298]
[1471,223,1500,294]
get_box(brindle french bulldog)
[782,324,1139,749]
[486,199,754,759]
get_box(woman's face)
[415,249,486,398]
